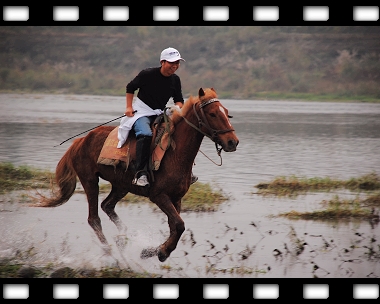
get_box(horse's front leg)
[100,187,130,251]
[141,197,185,262]
[101,187,128,233]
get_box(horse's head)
[178,87,239,152]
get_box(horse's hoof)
[157,250,168,262]
[114,235,128,250]
[140,247,158,259]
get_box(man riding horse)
[117,47,198,187]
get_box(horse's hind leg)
[80,177,111,252]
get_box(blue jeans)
[133,115,155,138]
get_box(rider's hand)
[125,107,135,117]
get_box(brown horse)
[34,88,239,262]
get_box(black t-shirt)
[126,67,184,110]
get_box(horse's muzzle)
[222,138,239,152]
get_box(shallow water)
[0,93,380,278]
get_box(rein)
[198,148,223,166]
[182,97,235,166]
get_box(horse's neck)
[171,114,204,163]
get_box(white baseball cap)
[160,47,185,62]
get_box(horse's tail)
[33,138,82,208]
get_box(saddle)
[151,113,176,170]
[97,112,175,179]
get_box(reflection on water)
[0,94,380,278]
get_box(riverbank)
[1,89,379,103]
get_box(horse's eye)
[210,113,216,117]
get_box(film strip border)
[1,5,379,24]
[2,279,380,300]
[1,6,379,301]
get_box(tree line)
[1,26,379,102]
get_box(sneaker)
[191,173,198,185]
[133,174,150,187]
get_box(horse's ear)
[199,88,205,97]
[211,87,215,92]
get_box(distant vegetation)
[1,26,380,102]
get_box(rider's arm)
[125,93,135,116]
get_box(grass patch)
[0,162,52,194]
[255,173,380,196]
[278,194,380,221]
[345,173,380,191]
[112,181,228,211]
[0,259,160,278]
[182,183,228,212]
[362,192,380,206]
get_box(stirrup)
[133,174,150,187]
[191,174,198,185]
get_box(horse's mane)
[171,88,218,125]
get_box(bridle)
[182,97,235,164]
